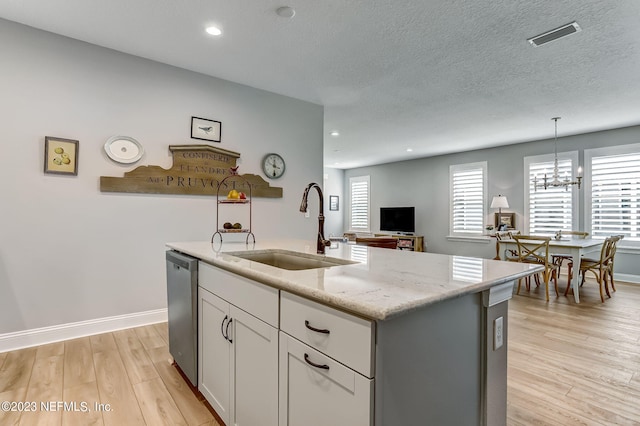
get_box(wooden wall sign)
[100,145,283,198]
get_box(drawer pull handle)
[226,318,233,344]
[304,353,330,370]
[221,315,228,341]
[305,320,330,334]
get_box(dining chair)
[498,230,542,288]
[605,235,624,294]
[495,231,517,260]
[551,231,589,279]
[355,237,398,249]
[512,235,561,302]
[567,235,622,302]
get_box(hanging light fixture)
[533,117,582,191]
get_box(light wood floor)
[0,323,219,426]
[1,278,639,426]
[507,278,640,425]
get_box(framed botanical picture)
[191,116,222,142]
[329,195,339,211]
[495,212,516,229]
[44,136,79,175]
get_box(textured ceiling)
[2,0,640,168]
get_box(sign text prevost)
[100,145,283,198]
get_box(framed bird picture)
[191,117,222,143]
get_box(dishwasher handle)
[166,251,196,270]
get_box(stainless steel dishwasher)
[166,250,198,386]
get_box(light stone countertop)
[166,239,542,321]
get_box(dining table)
[497,237,603,303]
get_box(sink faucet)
[299,182,331,254]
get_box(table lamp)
[491,195,509,225]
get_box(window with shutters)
[349,175,370,232]
[585,143,640,245]
[450,162,487,236]
[524,152,578,236]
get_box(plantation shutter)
[350,176,370,231]
[527,158,574,235]
[590,152,640,241]
[451,163,485,235]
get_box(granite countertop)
[166,239,542,321]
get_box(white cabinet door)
[279,332,373,426]
[199,287,231,425]
[200,286,279,426]
[230,306,278,426]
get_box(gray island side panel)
[375,291,483,425]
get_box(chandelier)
[533,117,582,191]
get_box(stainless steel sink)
[226,249,357,270]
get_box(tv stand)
[375,234,425,252]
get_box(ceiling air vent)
[528,22,581,47]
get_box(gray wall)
[0,19,324,334]
[323,167,345,237]
[344,125,640,279]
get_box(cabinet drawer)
[279,333,373,426]
[199,262,279,327]
[280,292,374,378]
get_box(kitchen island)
[166,239,541,426]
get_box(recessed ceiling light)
[276,6,296,18]
[406,148,413,152]
[206,26,222,36]
[330,131,340,137]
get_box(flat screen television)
[380,207,415,234]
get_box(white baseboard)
[615,273,640,284]
[0,309,168,353]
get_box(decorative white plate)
[104,136,144,164]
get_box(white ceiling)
[2,0,640,168]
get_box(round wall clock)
[262,153,285,179]
[104,136,144,164]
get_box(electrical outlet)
[494,316,503,350]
